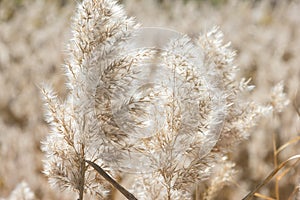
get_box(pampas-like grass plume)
[42,0,138,199]
[41,0,287,199]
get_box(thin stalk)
[275,158,300,199]
[78,117,87,200]
[275,136,300,156]
[85,160,138,200]
[288,186,300,200]
[272,132,278,168]
[195,185,200,200]
[272,132,279,200]
[254,193,276,200]
[78,145,86,200]
[78,160,85,200]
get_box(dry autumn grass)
[0,0,299,199]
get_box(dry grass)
[0,0,299,199]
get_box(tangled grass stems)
[244,132,300,200]
[273,134,300,199]
[242,154,300,200]
[275,159,300,199]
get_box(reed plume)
[41,0,289,199]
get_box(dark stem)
[78,143,86,200]
[85,160,138,200]
[78,158,85,200]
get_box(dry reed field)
[0,0,299,199]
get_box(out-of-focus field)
[0,0,299,199]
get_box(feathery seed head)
[41,0,288,199]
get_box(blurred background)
[0,0,299,199]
